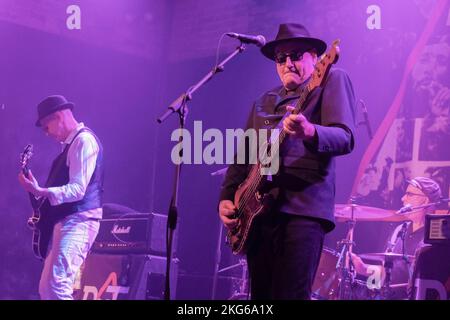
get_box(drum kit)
[312,201,413,300]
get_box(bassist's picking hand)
[219,200,238,229]
[283,105,316,140]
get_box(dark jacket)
[219,68,356,232]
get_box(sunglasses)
[275,52,305,64]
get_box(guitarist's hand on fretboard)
[219,200,238,229]
[18,170,47,198]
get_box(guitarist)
[218,23,356,299]
[18,95,104,300]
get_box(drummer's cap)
[407,177,442,203]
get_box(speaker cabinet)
[74,253,179,300]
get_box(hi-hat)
[334,204,405,222]
[359,252,415,262]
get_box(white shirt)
[47,123,102,219]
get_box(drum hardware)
[212,222,249,300]
[358,252,415,263]
[332,200,410,300]
[389,283,409,288]
[211,168,250,300]
[359,252,414,299]
[382,254,410,299]
[334,204,405,222]
[313,200,431,300]
[382,255,394,299]
[312,246,385,300]
[335,197,358,300]
[226,258,249,300]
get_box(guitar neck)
[22,166,29,178]
[22,165,41,209]
[273,83,312,149]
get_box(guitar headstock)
[308,39,340,91]
[20,144,33,172]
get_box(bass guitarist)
[18,95,104,300]
[218,23,356,300]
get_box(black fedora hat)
[35,95,74,127]
[261,23,327,61]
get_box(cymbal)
[334,204,405,222]
[359,252,415,262]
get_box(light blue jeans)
[39,214,100,300]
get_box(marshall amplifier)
[92,212,176,255]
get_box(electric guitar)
[20,144,53,260]
[227,40,341,255]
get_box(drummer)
[351,177,442,299]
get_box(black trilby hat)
[261,23,327,61]
[35,95,74,127]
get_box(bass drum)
[312,247,340,300]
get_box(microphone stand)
[157,43,247,300]
[396,198,450,215]
[357,99,373,140]
[398,221,412,268]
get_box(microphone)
[226,32,266,47]
[388,221,410,252]
[396,204,412,214]
[359,99,373,139]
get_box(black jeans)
[246,212,325,300]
